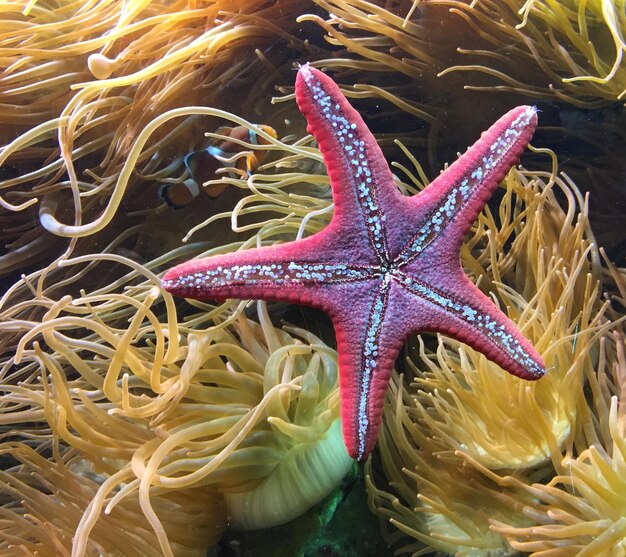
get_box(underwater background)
[0,1,625,555]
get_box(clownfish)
[160,124,277,209]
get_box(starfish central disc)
[163,64,545,461]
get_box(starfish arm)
[162,235,379,309]
[394,269,544,379]
[396,105,538,266]
[332,277,405,460]
[296,64,404,264]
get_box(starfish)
[163,64,545,461]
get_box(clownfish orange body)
[160,124,277,209]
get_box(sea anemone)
[0,0,313,274]
[0,443,224,557]
[300,0,447,83]
[299,0,624,115]
[365,149,621,554]
[434,0,626,107]
[0,101,355,554]
[490,331,626,555]
[366,373,539,556]
[1,267,351,555]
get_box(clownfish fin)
[245,153,260,176]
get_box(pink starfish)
[163,64,545,460]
